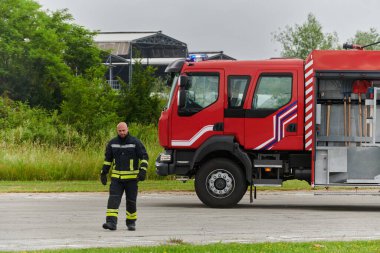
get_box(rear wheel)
[195,158,247,208]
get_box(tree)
[59,68,122,135]
[118,60,162,124]
[0,0,103,109]
[272,13,339,59]
[348,28,380,50]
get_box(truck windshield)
[166,74,179,109]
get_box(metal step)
[252,179,283,186]
[253,160,282,168]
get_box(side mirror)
[179,76,189,88]
[178,90,186,109]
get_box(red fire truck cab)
[156,50,380,207]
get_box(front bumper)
[155,150,175,176]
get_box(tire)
[195,158,247,208]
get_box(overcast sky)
[36,0,380,60]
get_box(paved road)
[1,191,380,251]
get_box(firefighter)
[100,122,148,231]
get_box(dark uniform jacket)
[101,134,149,180]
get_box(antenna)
[343,41,380,50]
[362,41,380,48]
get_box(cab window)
[228,76,250,108]
[252,75,292,110]
[182,73,219,110]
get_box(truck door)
[170,70,224,148]
[223,75,251,145]
[245,70,303,150]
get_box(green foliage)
[0,0,166,129]
[272,13,339,59]
[151,76,171,110]
[152,76,171,94]
[119,60,162,124]
[0,96,90,146]
[0,144,101,180]
[60,70,122,136]
[0,123,163,180]
[0,0,103,109]
[0,97,163,180]
[349,28,380,50]
[0,95,72,145]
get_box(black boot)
[126,220,136,231]
[103,222,117,230]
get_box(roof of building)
[94,31,187,56]
[94,31,160,42]
[104,56,183,66]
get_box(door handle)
[213,122,224,131]
[286,123,297,132]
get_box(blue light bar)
[187,54,208,62]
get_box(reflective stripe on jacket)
[101,134,149,179]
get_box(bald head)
[117,122,129,138]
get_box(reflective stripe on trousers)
[105,179,138,224]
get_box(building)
[94,31,187,89]
[94,31,236,89]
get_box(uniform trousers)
[106,178,138,226]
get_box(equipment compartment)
[314,78,380,185]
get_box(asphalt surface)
[1,191,380,251]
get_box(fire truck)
[155,46,380,207]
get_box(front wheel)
[195,158,247,208]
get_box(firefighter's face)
[117,123,128,138]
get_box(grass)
[2,179,376,193]
[0,144,102,180]
[0,179,313,193]
[0,126,164,181]
[0,180,195,193]
[3,240,380,253]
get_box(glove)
[137,169,146,181]
[100,173,107,185]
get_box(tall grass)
[0,96,166,180]
[0,123,164,181]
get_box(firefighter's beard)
[118,131,128,139]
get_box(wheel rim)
[205,169,235,199]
